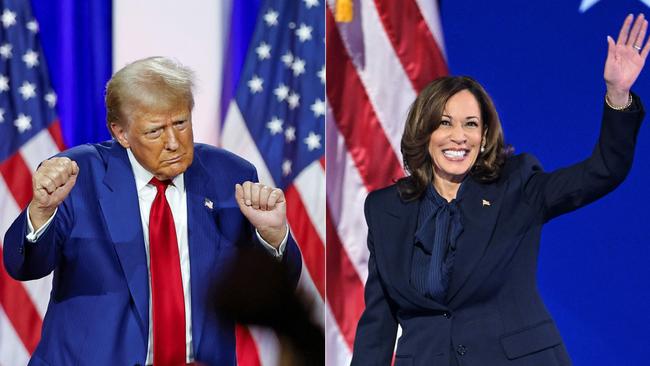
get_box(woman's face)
[428,89,484,183]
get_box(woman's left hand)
[604,13,649,105]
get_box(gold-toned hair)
[397,76,509,201]
[105,56,195,136]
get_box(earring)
[480,140,486,153]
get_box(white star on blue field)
[580,0,650,12]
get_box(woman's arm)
[521,98,643,222]
[350,198,398,365]
[522,14,648,222]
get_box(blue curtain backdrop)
[220,0,261,125]
[32,0,258,146]
[441,1,650,365]
[30,0,112,147]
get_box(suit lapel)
[446,177,503,305]
[99,142,149,339]
[184,154,221,355]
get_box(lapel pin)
[482,199,491,207]
[204,198,214,210]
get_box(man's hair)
[105,56,195,136]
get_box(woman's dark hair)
[397,76,508,201]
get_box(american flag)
[0,0,65,364]
[0,0,324,365]
[221,0,324,364]
[325,0,447,364]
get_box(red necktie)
[149,177,186,365]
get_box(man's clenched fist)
[235,181,287,248]
[29,157,79,230]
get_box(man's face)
[112,106,194,180]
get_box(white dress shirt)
[26,148,287,365]
[127,150,194,364]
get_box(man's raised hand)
[30,157,79,230]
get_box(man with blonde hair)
[4,56,302,366]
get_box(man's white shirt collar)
[126,148,184,192]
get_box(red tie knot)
[149,177,173,192]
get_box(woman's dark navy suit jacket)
[351,97,645,366]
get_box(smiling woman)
[351,13,649,366]
[398,76,506,202]
[430,90,484,184]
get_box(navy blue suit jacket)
[3,141,302,366]
[351,98,644,366]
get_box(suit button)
[442,311,451,318]
[456,344,467,356]
[18,246,24,254]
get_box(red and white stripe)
[325,0,448,364]
[0,121,65,366]
[223,102,325,365]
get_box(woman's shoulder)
[366,184,401,206]
[498,153,545,181]
[364,183,417,215]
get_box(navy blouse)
[411,183,465,303]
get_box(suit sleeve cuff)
[25,205,57,243]
[255,224,289,259]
